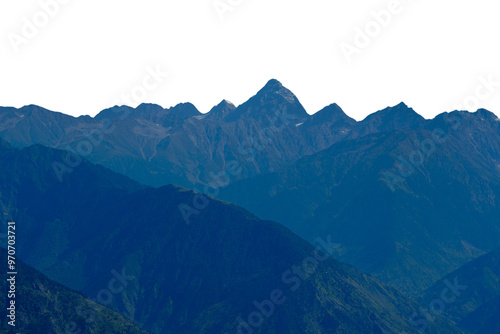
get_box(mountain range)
[0,249,148,334]
[220,107,500,295]
[419,248,500,334]
[1,79,499,332]
[0,80,423,190]
[0,139,462,333]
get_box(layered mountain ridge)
[0,140,461,333]
[419,248,500,334]
[1,79,500,332]
[0,79,449,190]
[0,249,148,333]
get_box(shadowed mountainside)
[0,140,461,334]
[0,249,149,334]
[220,109,500,295]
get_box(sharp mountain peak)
[362,102,424,122]
[1,85,498,127]
[256,78,295,101]
[206,99,237,120]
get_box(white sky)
[0,0,499,120]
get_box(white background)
[0,0,499,120]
